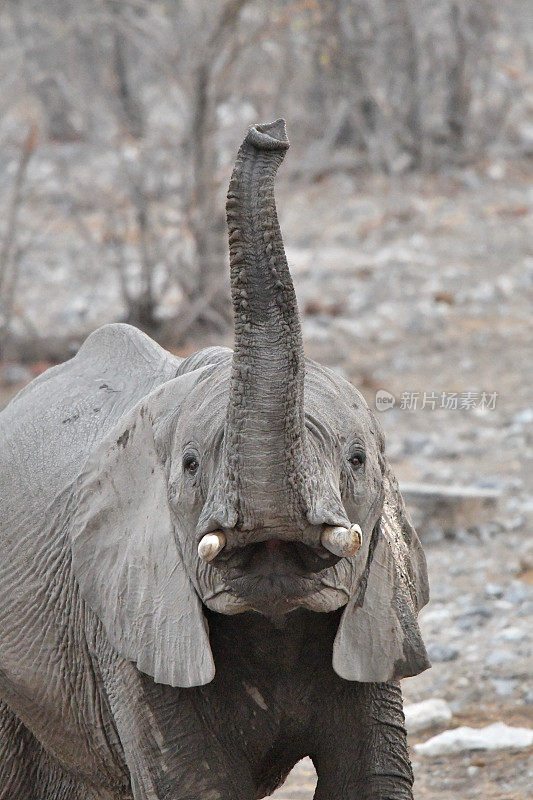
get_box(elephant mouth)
[211,540,340,613]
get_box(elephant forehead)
[303,361,377,438]
[170,359,378,444]
[176,368,231,434]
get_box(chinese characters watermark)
[375,389,498,412]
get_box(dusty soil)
[1,153,531,798]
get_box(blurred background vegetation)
[0,0,530,362]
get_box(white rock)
[420,606,451,625]
[415,723,533,756]
[485,649,514,666]
[492,679,517,697]
[404,699,452,733]
[497,627,527,643]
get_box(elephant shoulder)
[8,323,181,411]
[0,324,181,517]
[76,323,182,378]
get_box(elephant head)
[70,120,429,689]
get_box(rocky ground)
[1,150,531,798]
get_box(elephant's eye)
[348,449,365,469]
[183,453,199,475]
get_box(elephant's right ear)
[333,463,430,683]
[70,380,215,688]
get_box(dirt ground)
[1,153,531,798]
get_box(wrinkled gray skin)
[0,120,430,800]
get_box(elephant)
[0,119,430,800]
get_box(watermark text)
[375,389,498,412]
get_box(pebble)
[497,627,527,643]
[404,699,452,733]
[492,679,517,697]
[504,583,530,604]
[455,608,491,631]
[402,434,433,456]
[512,408,533,425]
[491,599,514,611]
[461,604,492,618]
[485,649,514,667]
[420,606,451,625]
[415,722,533,756]
[485,583,504,599]
[427,644,459,663]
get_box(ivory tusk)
[198,531,227,563]
[321,524,362,558]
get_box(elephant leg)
[0,700,44,800]
[312,682,413,800]
[0,700,106,800]
[102,659,255,800]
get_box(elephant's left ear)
[333,464,430,683]
[70,379,215,688]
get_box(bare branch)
[0,124,37,358]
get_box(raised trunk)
[223,120,308,529]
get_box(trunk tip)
[246,118,289,151]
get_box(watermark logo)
[375,389,396,411]
[375,390,498,412]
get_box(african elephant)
[0,119,430,800]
